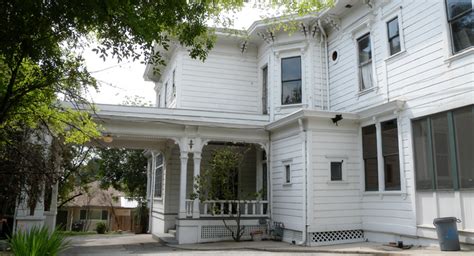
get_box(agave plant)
[8,226,70,256]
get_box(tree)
[192,146,256,242]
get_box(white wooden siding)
[270,129,304,231]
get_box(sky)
[84,5,263,105]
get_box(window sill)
[153,197,163,201]
[362,191,407,199]
[278,103,306,110]
[444,47,474,65]
[384,49,407,63]
[357,86,378,97]
[282,183,292,186]
[327,181,349,185]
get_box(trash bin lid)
[433,217,458,224]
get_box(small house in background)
[57,182,138,232]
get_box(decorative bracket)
[324,14,341,31]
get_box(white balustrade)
[197,200,269,217]
[185,199,194,217]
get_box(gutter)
[317,19,330,110]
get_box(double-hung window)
[445,0,473,53]
[172,69,176,98]
[362,119,401,191]
[387,17,401,55]
[357,33,373,90]
[154,154,163,198]
[281,56,302,105]
[262,66,268,114]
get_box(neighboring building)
[57,182,138,232]
[92,0,473,247]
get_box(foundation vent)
[310,229,364,246]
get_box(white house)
[93,0,474,247]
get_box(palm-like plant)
[8,226,70,256]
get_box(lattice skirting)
[310,229,364,246]
[201,225,266,240]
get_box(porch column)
[178,151,189,219]
[192,152,201,218]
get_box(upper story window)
[357,33,373,91]
[172,69,176,98]
[387,17,401,55]
[445,0,473,53]
[262,65,268,114]
[281,56,302,105]
[154,154,163,198]
[164,82,168,107]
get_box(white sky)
[84,5,263,105]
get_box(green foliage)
[95,148,148,202]
[95,222,107,234]
[7,226,70,256]
[192,147,245,202]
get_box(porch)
[90,104,270,244]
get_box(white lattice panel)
[310,230,364,246]
[201,225,265,240]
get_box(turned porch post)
[178,151,189,219]
[192,151,202,218]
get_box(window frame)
[356,33,374,92]
[262,65,268,114]
[412,105,474,191]
[282,160,292,185]
[361,117,403,193]
[386,16,402,56]
[172,69,176,98]
[444,0,473,54]
[281,56,302,105]
[154,154,164,199]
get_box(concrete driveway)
[61,234,370,256]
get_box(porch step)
[156,232,178,245]
[168,229,176,237]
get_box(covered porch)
[91,104,270,244]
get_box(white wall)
[270,124,305,231]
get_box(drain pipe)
[298,118,308,246]
[317,19,330,110]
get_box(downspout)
[317,19,330,110]
[297,118,308,246]
[319,28,324,110]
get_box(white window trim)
[352,27,379,95]
[153,153,164,200]
[259,63,269,115]
[382,6,407,62]
[325,155,349,184]
[360,114,407,197]
[276,49,306,108]
[442,0,474,65]
[282,160,293,185]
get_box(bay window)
[357,33,373,91]
[281,56,302,105]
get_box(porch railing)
[184,199,269,218]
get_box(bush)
[8,226,69,256]
[96,222,106,234]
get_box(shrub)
[8,226,70,256]
[96,222,106,234]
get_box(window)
[284,164,291,184]
[154,154,163,198]
[164,82,168,106]
[413,105,474,190]
[281,56,302,105]
[101,210,108,220]
[157,93,161,107]
[172,69,176,98]
[363,119,401,192]
[445,0,473,53]
[80,210,87,220]
[262,151,267,200]
[330,162,343,181]
[262,66,268,114]
[363,125,378,191]
[357,33,373,91]
[382,120,401,190]
[387,17,401,55]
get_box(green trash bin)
[433,217,461,251]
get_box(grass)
[57,231,96,236]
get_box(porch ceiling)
[91,104,269,147]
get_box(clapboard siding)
[179,41,259,114]
[270,130,304,231]
[309,122,362,232]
